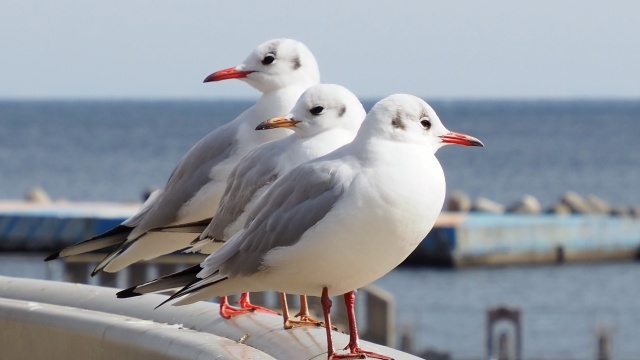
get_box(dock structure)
[0,276,416,360]
[1,201,640,266]
[0,201,139,252]
[406,212,640,267]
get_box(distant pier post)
[486,305,521,360]
[596,328,613,360]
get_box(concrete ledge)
[0,276,420,360]
[0,298,266,360]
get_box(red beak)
[203,66,255,82]
[439,131,484,147]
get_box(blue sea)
[2,99,640,207]
[1,99,640,359]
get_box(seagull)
[162,84,366,325]
[118,94,483,359]
[44,38,321,275]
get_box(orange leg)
[280,292,294,329]
[279,293,328,329]
[321,287,337,358]
[330,291,393,360]
[294,295,322,323]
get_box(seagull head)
[256,84,365,137]
[203,39,320,93]
[363,94,484,152]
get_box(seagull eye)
[310,106,325,115]
[261,53,276,65]
[420,119,432,129]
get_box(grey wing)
[129,122,238,239]
[215,161,350,278]
[202,142,282,240]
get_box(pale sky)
[1,0,639,100]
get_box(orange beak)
[255,116,301,130]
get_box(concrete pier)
[2,201,639,267]
[0,201,139,251]
[406,212,640,267]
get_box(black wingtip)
[155,298,172,309]
[43,251,61,262]
[116,287,143,299]
[190,235,204,245]
[154,285,188,309]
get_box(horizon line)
[0,96,638,102]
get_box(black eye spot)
[262,53,276,65]
[292,57,301,70]
[310,106,324,115]
[392,109,405,129]
[420,119,432,129]
[338,105,346,117]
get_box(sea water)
[1,99,640,359]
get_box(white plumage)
[46,39,321,274]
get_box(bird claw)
[283,315,337,330]
[219,300,277,319]
[238,301,278,315]
[329,349,394,360]
[329,354,366,359]
[219,303,253,319]
[323,321,339,331]
[330,344,394,360]
[295,314,323,325]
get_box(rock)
[610,206,631,217]
[472,197,504,213]
[586,195,611,214]
[630,207,640,218]
[24,186,51,203]
[506,195,541,214]
[559,191,591,214]
[546,202,572,215]
[446,191,471,212]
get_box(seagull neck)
[352,135,432,168]
[255,84,312,111]
[235,85,309,145]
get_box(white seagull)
[118,94,483,359]
[45,38,321,274]
[165,84,366,324]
